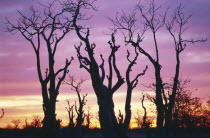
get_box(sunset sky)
[0,0,210,128]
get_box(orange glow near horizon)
[0,91,157,129]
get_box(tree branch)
[55,57,74,95]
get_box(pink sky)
[0,0,210,128]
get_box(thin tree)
[65,99,75,138]
[117,110,124,126]
[11,119,22,129]
[23,118,30,129]
[6,2,74,137]
[120,48,148,137]
[64,76,87,127]
[66,99,75,128]
[63,76,87,138]
[84,105,93,129]
[141,94,153,138]
[165,4,206,128]
[31,115,42,128]
[141,95,147,128]
[110,0,167,128]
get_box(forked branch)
[166,4,207,53]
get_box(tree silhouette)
[110,0,206,130]
[84,105,93,129]
[31,115,42,128]
[62,1,150,136]
[118,110,124,125]
[111,0,167,128]
[23,118,30,129]
[65,99,75,138]
[6,2,74,137]
[133,98,153,130]
[64,76,87,138]
[11,119,22,129]
[141,95,148,128]
[165,4,206,128]
[62,1,125,137]
[119,48,148,137]
[171,79,210,128]
[74,32,124,137]
[66,99,75,128]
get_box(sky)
[0,0,210,128]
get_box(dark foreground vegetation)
[0,127,210,138]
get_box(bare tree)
[6,2,74,137]
[161,79,210,128]
[62,1,125,137]
[65,99,75,138]
[171,79,210,128]
[23,116,42,129]
[11,119,22,129]
[118,48,148,137]
[62,1,149,137]
[66,99,75,128]
[23,118,30,129]
[141,95,153,138]
[64,76,87,126]
[111,0,167,128]
[84,105,93,129]
[165,4,206,128]
[31,115,42,128]
[141,95,147,128]
[75,33,124,137]
[64,76,87,138]
[111,0,206,130]
[117,110,124,126]
[133,99,153,129]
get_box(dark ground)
[0,128,210,138]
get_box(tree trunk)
[73,15,122,137]
[75,108,84,138]
[98,92,118,138]
[155,65,164,128]
[119,88,132,138]
[41,83,58,138]
[87,59,119,138]
[42,101,57,138]
[153,64,165,138]
[124,88,132,129]
[165,52,180,129]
